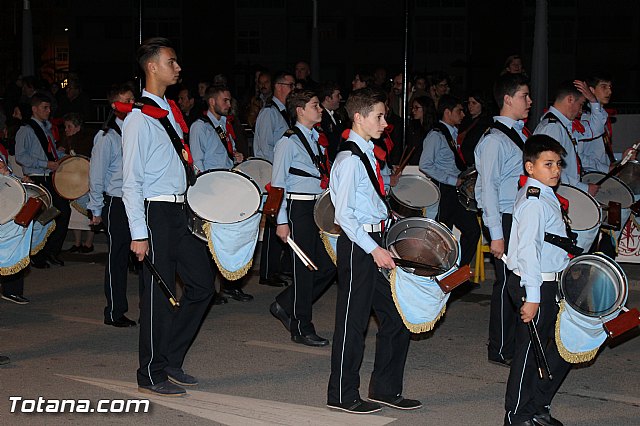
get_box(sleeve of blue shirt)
[189,121,207,173]
[478,135,506,240]
[579,102,607,140]
[271,136,292,225]
[419,131,458,186]
[122,112,150,240]
[536,124,588,192]
[15,127,48,170]
[87,131,109,217]
[332,156,379,254]
[516,199,545,303]
[254,109,276,163]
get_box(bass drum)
[389,174,440,220]
[233,157,272,195]
[555,184,602,251]
[615,160,640,199]
[52,155,90,200]
[0,174,26,225]
[313,190,340,263]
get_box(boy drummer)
[503,134,572,425]
[327,87,421,414]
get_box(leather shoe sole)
[165,368,198,386]
[291,334,329,347]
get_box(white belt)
[363,223,383,232]
[145,194,185,203]
[28,174,48,177]
[286,193,321,201]
[512,269,559,281]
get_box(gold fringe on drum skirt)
[555,300,600,364]
[320,232,337,265]
[389,268,446,333]
[202,222,253,281]
[30,222,56,256]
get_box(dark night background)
[0,0,639,109]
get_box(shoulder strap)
[491,120,525,151]
[291,126,321,171]
[199,114,233,160]
[340,141,389,211]
[434,122,466,171]
[268,102,291,128]
[139,97,196,186]
[27,119,56,161]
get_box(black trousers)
[436,182,480,266]
[328,232,410,404]
[0,270,24,296]
[504,275,571,424]
[275,199,336,336]
[137,201,214,387]
[30,175,71,259]
[488,213,517,362]
[259,221,290,279]
[102,196,135,322]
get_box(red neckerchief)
[522,126,531,138]
[313,124,331,189]
[114,101,168,119]
[375,159,386,196]
[168,99,189,134]
[0,144,8,163]
[572,119,585,134]
[226,115,237,140]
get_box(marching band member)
[15,93,71,268]
[577,75,614,174]
[269,89,336,346]
[87,83,138,327]
[327,88,421,414]
[122,37,214,397]
[475,73,531,367]
[419,94,480,267]
[503,135,571,426]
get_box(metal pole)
[21,0,34,77]
[311,0,319,81]
[529,0,548,129]
[401,0,410,159]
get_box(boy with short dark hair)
[327,87,421,414]
[503,134,572,426]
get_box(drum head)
[386,217,459,277]
[560,254,628,318]
[53,156,90,200]
[582,172,635,208]
[234,158,272,195]
[616,160,640,195]
[0,175,26,224]
[313,190,341,235]
[390,175,440,208]
[187,169,261,223]
[23,183,52,209]
[555,184,601,231]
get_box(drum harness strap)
[198,115,234,160]
[101,110,122,137]
[138,97,197,186]
[340,140,391,217]
[286,126,331,189]
[265,99,292,128]
[543,111,583,176]
[490,121,526,151]
[26,119,58,162]
[434,122,466,172]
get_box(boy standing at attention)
[504,134,572,426]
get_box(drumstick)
[522,297,552,380]
[287,237,318,271]
[143,255,180,308]
[391,257,447,273]
[392,146,416,177]
[595,141,640,185]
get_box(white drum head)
[582,172,635,208]
[313,190,341,235]
[53,155,90,200]
[555,184,601,231]
[0,175,26,224]
[234,158,272,195]
[616,160,640,195]
[23,183,52,209]
[187,170,261,223]
[391,175,440,208]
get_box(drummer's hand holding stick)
[276,224,318,271]
[372,247,396,270]
[90,216,102,226]
[490,239,505,259]
[47,160,59,171]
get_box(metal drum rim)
[581,171,635,208]
[389,174,440,209]
[0,174,27,225]
[556,183,602,231]
[313,190,341,236]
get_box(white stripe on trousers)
[338,241,355,403]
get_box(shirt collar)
[272,97,286,111]
[347,129,373,154]
[294,122,318,142]
[524,176,555,197]
[440,120,458,139]
[548,106,571,128]
[142,89,170,110]
[207,110,225,127]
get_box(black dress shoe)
[368,394,422,410]
[327,399,381,414]
[489,357,512,368]
[80,245,94,253]
[30,258,50,269]
[0,355,10,365]
[138,380,186,397]
[47,254,64,266]
[66,245,82,253]
[212,293,228,305]
[223,288,253,302]
[269,301,291,331]
[259,276,286,287]
[292,333,329,347]
[533,412,563,426]
[505,420,534,426]
[104,316,137,327]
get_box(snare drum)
[0,175,26,225]
[616,160,640,198]
[457,167,478,212]
[389,174,440,220]
[53,155,90,200]
[233,158,272,195]
[581,172,635,209]
[384,217,461,333]
[313,190,341,263]
[555,184,602,251]
[187,169,261,224]
[556,253,628,363]
[23,183,52,209]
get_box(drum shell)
[313,190,341,236]
[581,172,635,209]
[0,175,26,225]
[616,160,640,196]
[52,155,91,200]
[388,174,440,219]
[23,183,52,209]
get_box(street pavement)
[1,234,639,425]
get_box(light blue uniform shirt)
[15,119,57,176]
[87,118,124,217]
[253,97,289,163]
[474,116,526,240]
[122,90,187,240]
[506,177,569,303]
[189,111,235,172]
[419,121,460,186]
[577,104,609,173]
[534,106,587,192]
[330,130,387,254]
[271,123,324,224]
